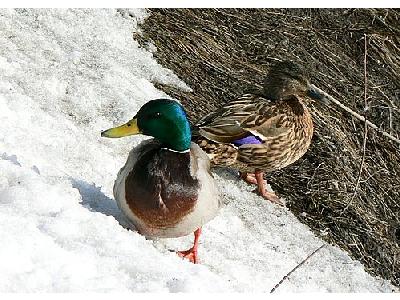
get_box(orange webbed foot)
[239,170,285,206]
[176,228,202,264]
[177,247,198,264]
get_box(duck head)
[101,99,191,152]
[263,60,328,104]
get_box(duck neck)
[161,147,190,153]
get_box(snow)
[0,8,397,292]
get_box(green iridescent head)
[101,99,192,152]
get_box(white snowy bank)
[0,8,397,292]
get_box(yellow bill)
[101,118,140,138]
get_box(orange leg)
[177,228,202,264]
[254,170,284,205]
[240,172,258,185]
[241,170,284,205]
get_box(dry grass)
[134,8,400,287]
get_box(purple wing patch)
[233,135,262,146]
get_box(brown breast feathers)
[125,148,199,229]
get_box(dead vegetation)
[135,8,400,287]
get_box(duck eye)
[144,112,162,121]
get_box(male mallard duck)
[192,61,327,205]
[101,99,221,263]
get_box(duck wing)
[195,94,290,144]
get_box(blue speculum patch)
[233,135,262,146]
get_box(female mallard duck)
[101,99,221,263]
[192,61,327,205]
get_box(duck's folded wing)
[196,95,291,143]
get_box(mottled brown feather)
[193,94,314,173]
